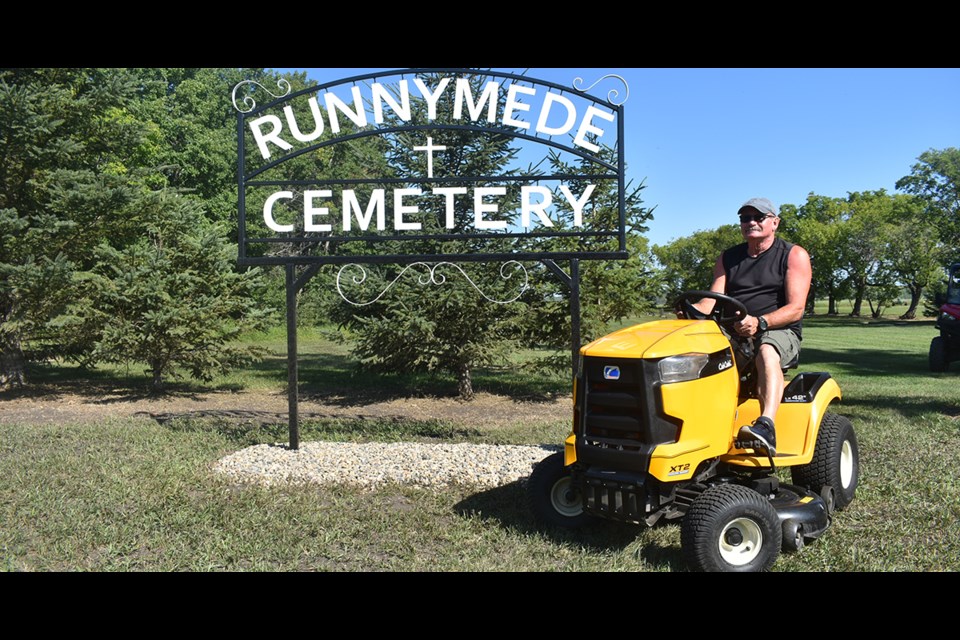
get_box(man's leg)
[738,330,800,455]
[756,343,785,423]
[737,344,781,455]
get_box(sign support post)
[285,264,300,450]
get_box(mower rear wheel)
[527,452,592,529]
[681,484,782,572]
[792,413,859,510]
[929,336,949,372]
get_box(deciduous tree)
[653,225,742,305]
[785,195,851,315]
[896,147,960,257]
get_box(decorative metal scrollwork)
[231,78,293,113]
[336,261,530,307]
[573,74,629,106]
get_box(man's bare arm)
[689,255,726,315]
[764,245,812,328]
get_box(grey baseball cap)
[738,197,778,217]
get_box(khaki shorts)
[759,329,802,368]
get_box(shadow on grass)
[284,352,568,406]
[838,395,960,420]
[789,316,956,376]
[803,315,938,329]
[453,481,686,570]
[156,414,487,447]
[794,346,936,377]
[1,364,245,404]
[6,348,568,407]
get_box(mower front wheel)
[527,452,592,529]
[681,484,782,572]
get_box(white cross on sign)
[413,136,446,179]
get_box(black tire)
[929,336,949,372]
[820,485,836,516]
[791,412,859,510]
[527,452,592,529]
[782,520,805,553]
[680,484,782,572]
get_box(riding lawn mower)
[929,262,960,372]
[527,291,860,572]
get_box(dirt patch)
[0,385,570,429]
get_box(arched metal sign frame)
[232,68,630,448]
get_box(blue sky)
[271,67,960,247]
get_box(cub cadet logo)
[718,358,733,371]
[669,463,691,477]
[603,366,620,380]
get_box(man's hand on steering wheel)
[673,291,748,328]
[733,314,760,337]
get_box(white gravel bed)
[213,441,560,490]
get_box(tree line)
[1,68,956,397]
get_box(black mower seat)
[782,353,799,374]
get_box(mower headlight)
[658,353,710,383]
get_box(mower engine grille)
[577,356,679,472]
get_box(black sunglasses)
[739,213,773,224]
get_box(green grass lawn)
[2,311,958,572]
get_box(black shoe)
[738,417,777,456]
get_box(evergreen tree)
[80,191,272,391]
[0,68,148,386]
[0,68,281,388]
[328,72,531,399]
[520,145,658,359]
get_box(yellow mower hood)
[582,319,730,360]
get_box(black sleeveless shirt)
[722,237,802,339]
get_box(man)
[701,197,812,456]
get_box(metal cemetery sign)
[232,68,628,267]
[231,68,630,449]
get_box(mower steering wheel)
[674,291,749,327]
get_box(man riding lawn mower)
[527,291,860,572]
